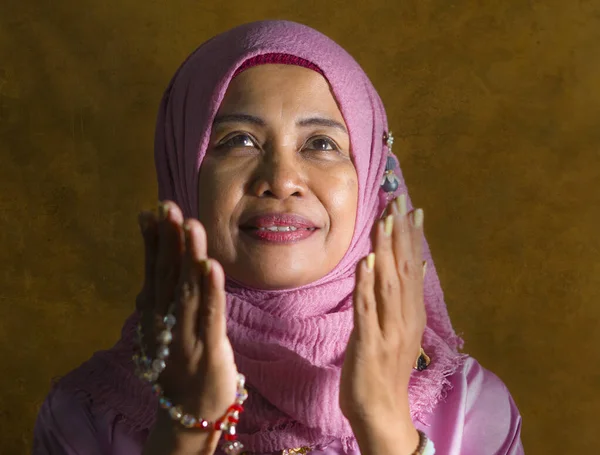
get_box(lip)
[240,213,318,230]
[239,212,319,244]
[241,228,317,244]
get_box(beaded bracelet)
[132,308,248,455]
[414,430,436,455]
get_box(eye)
[304,137,339,152]
[218,133,257,149]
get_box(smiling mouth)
[240,222,319,244]
[252,226,318,232]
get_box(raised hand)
[137,201,238,455]
[340,194,426,455]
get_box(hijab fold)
[55,20,465,454]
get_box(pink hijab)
[55,20,465,453]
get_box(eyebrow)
[298,117,348,134]
[213,113,348,134]
[213,113,266,127]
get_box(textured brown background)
[1,0,599,453]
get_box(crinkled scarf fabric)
[54,20,465,454]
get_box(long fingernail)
[384,214,394,236]
[182,222,191,244]
[200,259,212,275]
[423,260,427,277]
[366,253,376,271]
[158,202,169,220]
[395,194,407,216]
[412,208,424,228]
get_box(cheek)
[197,164,237,230]
[197,167,242,260]
[324,169,359,232]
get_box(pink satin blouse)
[33,356,524,454]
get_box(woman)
[33,20,524,455]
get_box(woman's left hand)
[340,194,426,455]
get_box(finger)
[409,208,424,270]
[389,194,425,331]
[155,201,185,317]
[201,258,227,351]
[136,210,158,312]
[182,219,210,343]
[372,214,403,336]
[186,219,208,262]
[389,194,418,321]
[405,207,426,324]
[174,220,203,354]
[352,254,378,342]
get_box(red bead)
[230,404,244,412]
[214,420,223,430]
[228,416,239,423]
[224,433,236,441]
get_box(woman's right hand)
[137,201,238,455]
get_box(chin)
[226,259,323,290]
[231,272,317,291]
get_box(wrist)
[144,410,220,455]
[350,414,419,455]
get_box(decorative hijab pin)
[381,131,400,193]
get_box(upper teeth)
[259,226,299,232]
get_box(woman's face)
[197,64,358,290]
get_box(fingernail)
[384,214,394,236]
[200,259,212,275]
[423,260,427,277]
[395,194,407,216]
[182,223,191,243]
[158,202,169,220]
[412,208,424,228]
[366,253,376,271]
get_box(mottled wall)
[1,1,599,453]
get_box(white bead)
[169,406,183,420]
[236,389,248,403]
[163,314,176,328]
[181,415,196,428]
[237,373,245,388]
[223,440,244,455]
[152,359,166,373]
[157,346,170,359]
[423,436,436,455]
[157,330,173,345]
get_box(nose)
[249,150,307,199]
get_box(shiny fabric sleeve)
[460,358,524,454]
[32,388,106,455]
[415,356,524,455]
[33,387,148,455]
[277,357,524,455]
